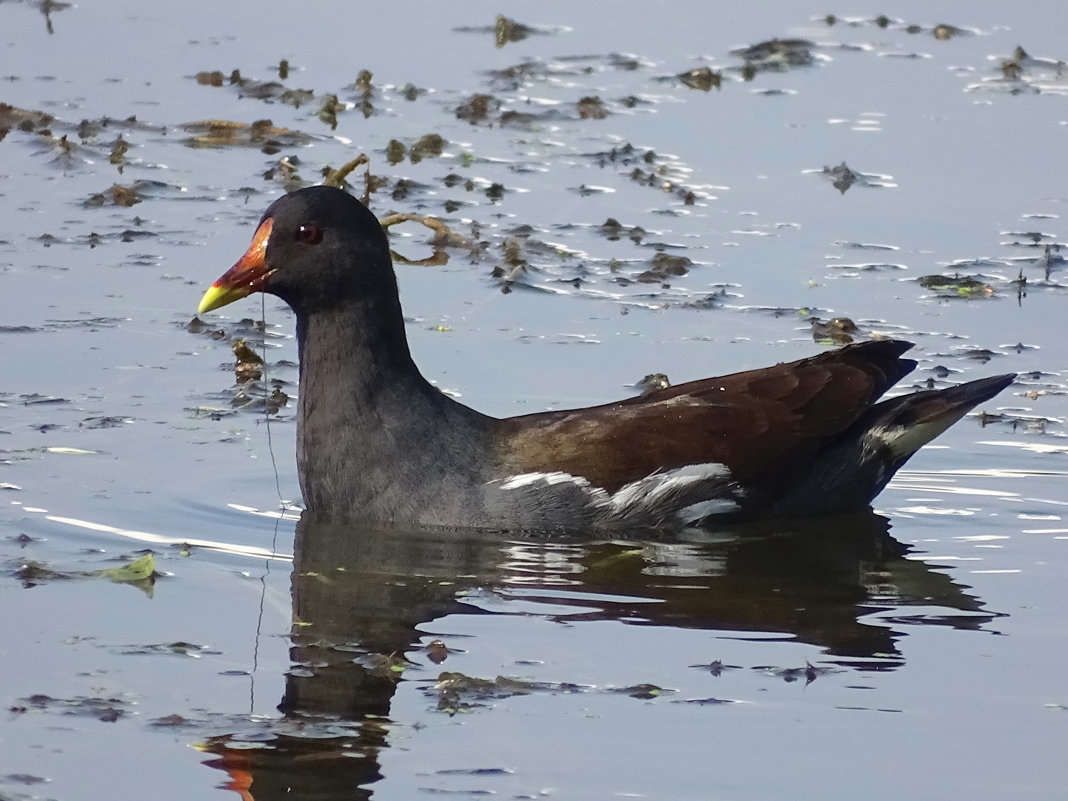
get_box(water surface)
[2,2,1066,799]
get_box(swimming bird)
[198,186,1014,532]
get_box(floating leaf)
[918,274,994,297]
[98,553,156,583]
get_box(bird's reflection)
[200,510,997,799]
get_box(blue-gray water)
[2,2,1066,799]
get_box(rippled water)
[2,2,1066,799]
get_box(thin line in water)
[249,292,292,716]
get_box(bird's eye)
[297,223,323,245]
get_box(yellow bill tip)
[197,282,247,315]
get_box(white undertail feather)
[868,417,964,461]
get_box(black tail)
[868,373,1017,464]
[771,373,1015,515]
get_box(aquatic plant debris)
[10,553,157,590]
[2,10,1066,797]
[917,274,996,298]
[97,553,157,583]
[428,671,682,715]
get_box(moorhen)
[198,186,1014,532]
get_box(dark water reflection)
[199,512,997,798]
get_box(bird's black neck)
[292,301,496,524]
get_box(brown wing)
[493,340,916,495]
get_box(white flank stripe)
[496,463,738,525]
[678,498,741,521]
[498,471,593,491]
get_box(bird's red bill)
[197,218,275,314]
